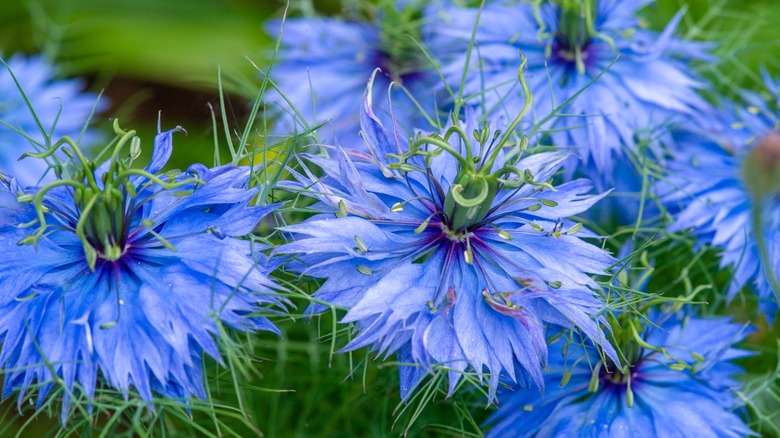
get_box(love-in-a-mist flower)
[425,0,710,187]
[1,54,102,187]
[661,74,780,316]
[0,120,285,423]
[278,66,618,400]
[486,311,754,437]
[266,1,438,149]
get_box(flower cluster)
[0,0,769,435]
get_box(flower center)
[537,0,609,75]
[16,121,195,271]
[555,0,593,57]
[77,188,130,262]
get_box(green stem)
[752,202,780,300]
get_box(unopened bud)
[743,131,780,200]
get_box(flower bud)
[742,131,780,200]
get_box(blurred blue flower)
[1,54,103,187]
[0,123,284,423]
[661,74,780,316]
[425,0,710,190]
[278,76,618,400]
[266,3,439,150]
[487,313,753,437]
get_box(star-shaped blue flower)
[0,122,285,423]
[278,75,618,400]
[486,313,753,437]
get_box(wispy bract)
[1,54,102,186]
[0,122,285,423]
[278,75,617,399]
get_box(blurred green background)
[2,0,780,436]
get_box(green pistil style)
[17,120,201,271]
[390,55,536,242]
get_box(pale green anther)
[529,222,544,231]
[617,270,629,287]
[479,126,490,144]
[527,204,542,211]
[17,235,38,246]
[14,290,38,302]
[99,321,117,330]
[626,380,635,408]
[560,369,573,387]
[463,249,473,265]
[547,332,563,344]
[566,222,583,235]
[129,137,142,160]
[669,363,688,371]
[391,202,404,213]
[540,199,558,207]
[142,219,155,227]
[415,215,433,234]
[588,362,601,393]
[494,226,512,240]
[148,229,176,252]
[336,200,348,218]
[691,352,705,363]
[522,405,534,412]
[547,280,562,289]
[16,194,33,203]
[354,236,369,253]
[356,265,373,275]
[388,163,417,173]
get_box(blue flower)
[266,3,439,150]
[486,312,754,437]
[660,74,780,316]
[424,0,710,188]
[1,54,103,187]
[0,122,285,423]
[277,75,618,400]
